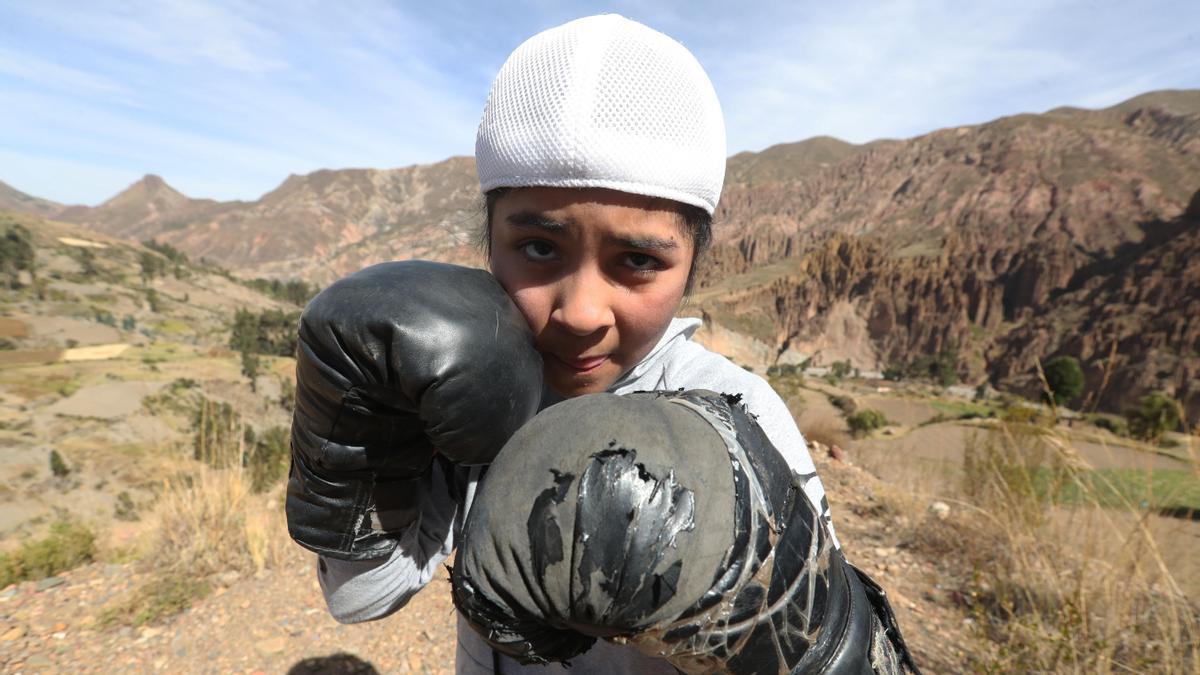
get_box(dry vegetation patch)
[791,371,1199,673]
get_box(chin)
[546,370,617,398]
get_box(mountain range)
[4,89,1198,424]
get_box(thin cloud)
[1,0,1197,204]
[13,0,288,73]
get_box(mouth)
[550,353,610,374]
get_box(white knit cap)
[476,14,726,214]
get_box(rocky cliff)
[696,91,1200,424]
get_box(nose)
[550,269,615,337]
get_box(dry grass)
[802,412,850,450]
[146,465,288,576]
[100,465,290,627]
[950,421,1199,673]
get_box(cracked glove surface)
[452,390,919,674]
[286,260,542,561]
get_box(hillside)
[49,159,482,281]
[697,95,1200,424]
[1,207,1196,673]
[0,181,62,219]
[0,211,298,540]
[10,89,1200,424]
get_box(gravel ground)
[1,549,457,674]
[1,449,976,674]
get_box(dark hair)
[479,188,712,294]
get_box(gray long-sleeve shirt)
[317,317,834,673]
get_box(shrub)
[147,467,287,579]
[846,409,888,437]
[1041,355,1084,406]
[802,414,848,450]
[1090,414,1127,436]
[243,277,320,306]
[141,239,188,265]
[0,520,96,587]
[114,491,139,521]
[245,426,290,493]
[230,308,300,357]
[94,309,117,326]
[830,360,853,379]
[138,250,165,284]
[882,365,904,381]
[145,288,160,313]
[1126,393,1182,444]
[932,345,960,387]
[0,222,35,289]
[956,422,1198,672]
[767,363,801,377]
[830,394,857,415]
[240,350,261,391]
[49,449,70,477]
[98,572,210,628]
[1002,404,1044,426]
[278,377,295,411]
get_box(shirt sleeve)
[660,343,840,547]
[316,459,474,623]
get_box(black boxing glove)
[452,390,919,674]
[286,260,542,561]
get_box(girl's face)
[489,187,694,398]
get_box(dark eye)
[624,252,661,271]
[521,241,556,261]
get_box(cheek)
[506,286,553,335]
[490,251,547,332]
[616,281,687,353]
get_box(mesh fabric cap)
[476,14,726,214]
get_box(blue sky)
[1,0,1197,206]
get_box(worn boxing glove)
[286,260,542,561]
[452,390,919,674]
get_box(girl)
[301,14,907,674]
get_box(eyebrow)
[507,211,569,232]
[506,210,680,251]
[607,234,679,251]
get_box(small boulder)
[928,500,951,520]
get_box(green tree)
[847,409,889,438]
[1042,355,1084,406]
[245,426,290,492]
[932,344,960,387]
[145,288,161,313]
[75,248,99,277]
[138,251,164,285]
[1126,393,1182,444]
[830,360,853,379]
[240,350,261,392]
[49,449,70,477]
[141,239,188,265]
[229,308,299,357]
[229,308,259,354]
[0,223,36,289]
